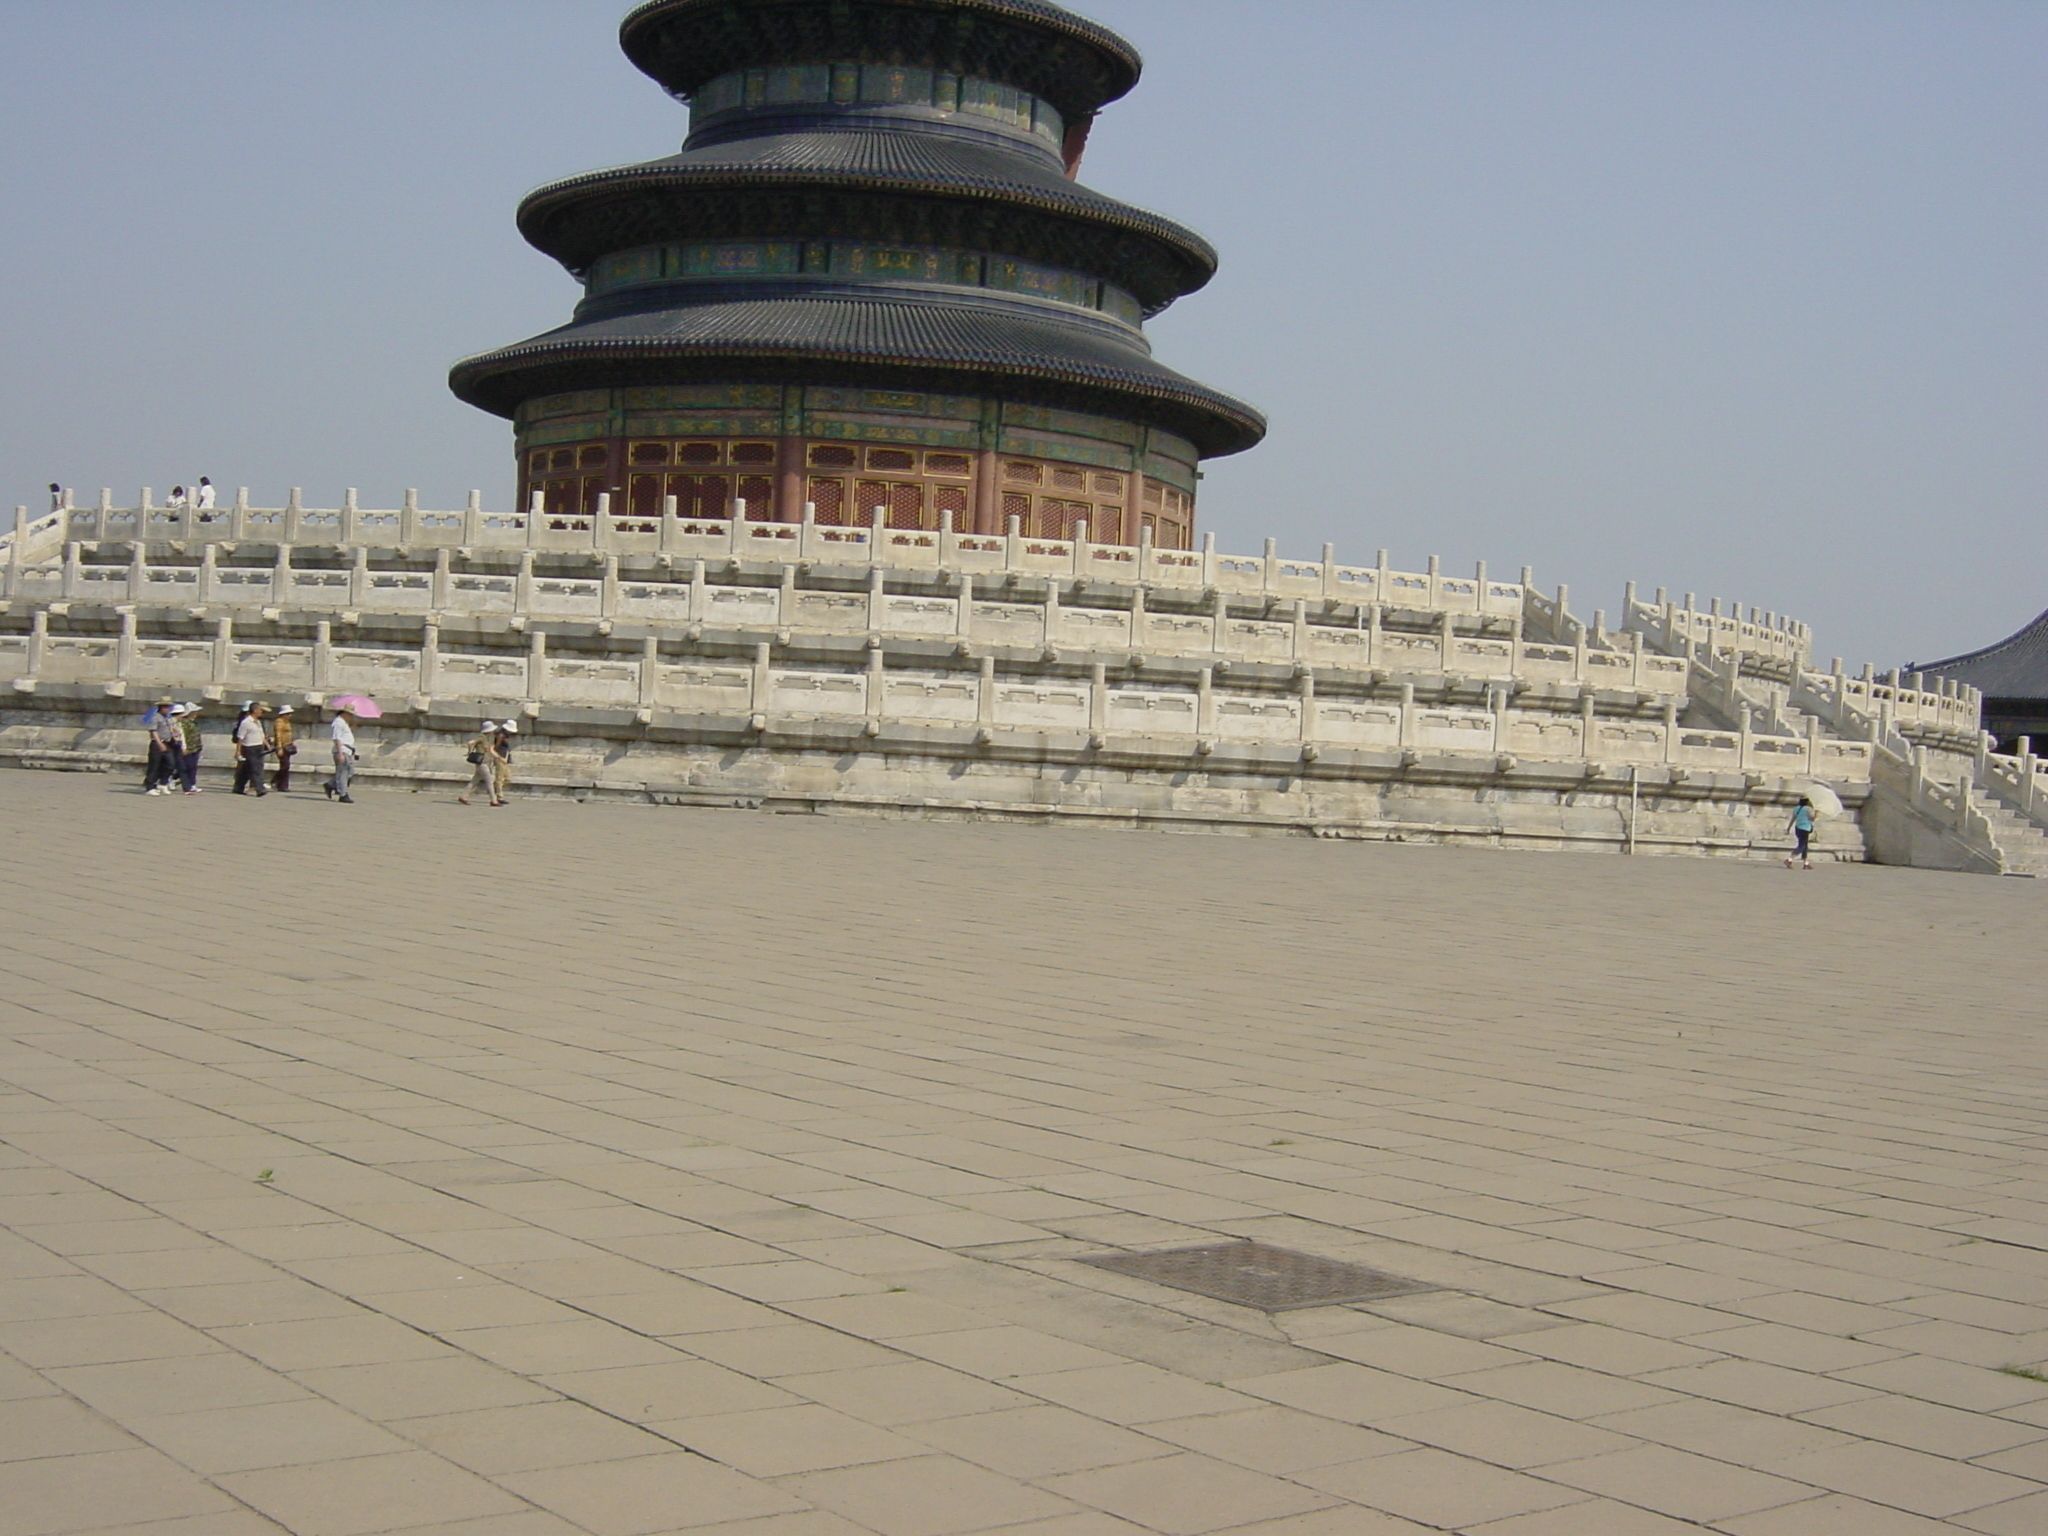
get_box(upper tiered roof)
[450,0,1264,458]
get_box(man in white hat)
[459,722,506,807]
[324,706,359,804]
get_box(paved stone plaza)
[2,770,2045,1536]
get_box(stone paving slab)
[0,768,2045,1535]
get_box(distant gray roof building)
[1918,607,2048,748]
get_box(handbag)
[466,750,484,765]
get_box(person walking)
[233,704,271,796]
[490,720,517,805]
[1785,797,1818,870]
[458,722,505,806]
[175,703,205,794]
[143,698,179,794]
[324,707,359,803]
[270,706,297,791]
[195,478,216,511]
[47,484,64,514]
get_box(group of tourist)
[47,480,216,513]
[140,699,363,803]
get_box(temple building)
[449,0,1265,548]
[1917,607,2048,752]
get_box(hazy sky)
[2,0,2041,667]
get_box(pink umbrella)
[328,695,385,719]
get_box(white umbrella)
[1802,782,1845,819]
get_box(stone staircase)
[1973,794,2048,876]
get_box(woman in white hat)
[490,720,518,805]
[269,706,298,792]
[459,722,506,806]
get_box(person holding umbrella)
[1786,797,1820,870]
[323,695,381,803]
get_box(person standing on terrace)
[195,478,216,510]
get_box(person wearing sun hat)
[269,706,298,792]
[459,721,506,806]
[490,719,517,805]
[143,698,180,795]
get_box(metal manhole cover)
[1080,1242,1439,1311]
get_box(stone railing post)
[1398,682,1417,749]
[1197,663,1215,738]
[212,616,233,687]
[1366,603,1382,668]
[349,546,370,608]
[341,488,360,546]
[866,566,887,633]
[1440,610,1457,674]
[601,553,621,620]
[399,489,420,547]
[687,559,707,623]
[1322,543,1338,599]
[26,609,48,678]
[127,539,148,602]
[1072,518,1090,576]
[954,570,974,639]
[62,542,82,600]
[527,627,548,707]
[1292,599,1310,663]
[198,544,218,604]
[1004,513,1022,567]
[420,620,440,697]
[5,507,24,599]
[977,654,997,730]
[1200,530,1217,588]
[1299,666,1318,751]
[312,620,332,691]
[1263,537,1279,595]
[115,609,137,678]
[272,544,294,606]
[1087,661,1107,735]
[1662,697,1680,763]
[639,635,660,711]
[230,486,251,541]
[1209,588,1228,654]
[750,640,772,723]
[285,488,305,544]
[464,490,482,546]
[516,551,535,613]
[432,548,452,610]
[1042,575,1062,649]
[1426,554,1442,609]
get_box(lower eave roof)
[449,291,1265,457]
